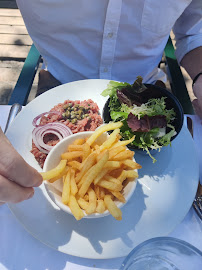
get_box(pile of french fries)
[41,122,142,220]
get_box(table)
[0,105,202,270]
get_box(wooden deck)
[0,8,32,59]
[0,1,38,104]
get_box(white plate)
[6,79,199,259]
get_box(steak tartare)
[31,99,103,167]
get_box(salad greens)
[101,79,176,162]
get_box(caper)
[62,113,66,118]
[63,104,69,110]
[81,107,85,111]
[84,114,89,117]
[68,103,72,107]
[77,109,82,114]
[65,111,70,118]
[74,104,79,108]
[71,119,77,124]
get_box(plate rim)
[6,79,199,259]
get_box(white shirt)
[16,0,202,85]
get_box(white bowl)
[43,131,138,218]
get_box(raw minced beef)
[31,99,103,168]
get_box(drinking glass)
[120,237,202,270]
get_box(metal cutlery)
[187,116,202,220]
[4,103,22,133]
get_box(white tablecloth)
[0,105,202,270]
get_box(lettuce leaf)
[110,111,129,121]
[101,81,130,97]
[101,80,176,162]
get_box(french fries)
[69,194,84,220]
[41,122,141,221]
[104,195,122,220]
[61,151,83,160]
[96,199,105,213]
[70,169,78,196]
[41,160,67,180]
[62,170,71,205]
[86,121,123,146]
[85,187,97,215]
[78,151,109,197]
[99,128,120,151]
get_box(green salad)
[101,78,176,162]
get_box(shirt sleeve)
[173,0,202,64]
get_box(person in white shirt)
[0,0,201,204]
[15,0,202,117]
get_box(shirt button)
[107,32,113,38]
[104,68,108,72]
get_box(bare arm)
[181,46,202,118]
[181,46,202,80]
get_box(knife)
[4,103,22,133]
[187,116,202,220]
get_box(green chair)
[8,44,41,106]
[164,37,194,114]
[8,38,194,114]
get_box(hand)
[192,75,202,119]
[0,128,43,205]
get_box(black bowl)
[103,84,184,150]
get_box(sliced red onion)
[42,130,63,141]
[32,111,61,127]
[32,122,72,154]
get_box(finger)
[0,174,34,204]
[0,135,43,188]
[0,127,12,145]
[3,155,43,188]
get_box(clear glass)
[120,237,202,270]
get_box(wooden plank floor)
[0,6,32,59]
[0,1,38,104]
